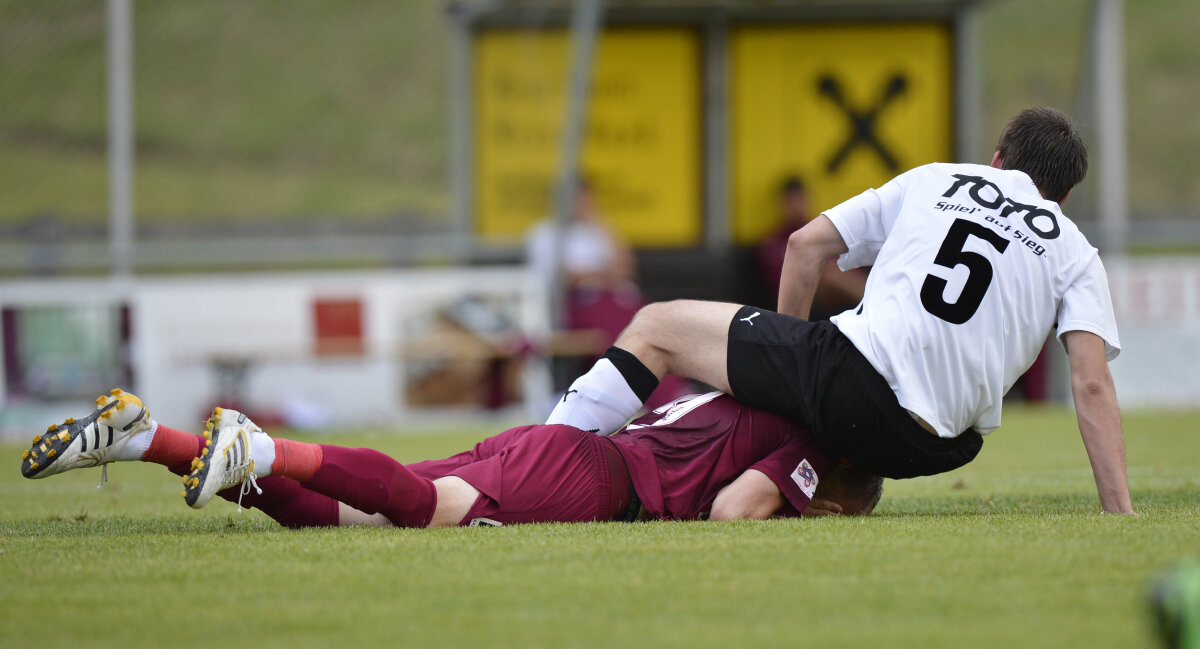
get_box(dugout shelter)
[446,0,987,302]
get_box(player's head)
[778,175,809,226]
[816,461,884,515]
[566,174,595,220]
[992,107,1088,204]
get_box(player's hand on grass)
[804,498,843,516]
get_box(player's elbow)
[787,215,847,263]
[1071,373,1113,400]
[786,228,822,264]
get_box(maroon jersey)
[609,393,833,520]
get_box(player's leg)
[182,407,487,528]
[546,300,740,435]
[331,480,474,528]
[615,300,740,386]
[183,410,630,528]
[146,422,387,528]
[19,389,344,527]
[442,424,628,526]
[152,428,342,528]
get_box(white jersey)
[825,162,1120,438]
[527,220,616,278]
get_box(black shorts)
[725,306,982,480]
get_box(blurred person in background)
[757,175,866,320]
[527,178,686,409]
[527,177,640,348]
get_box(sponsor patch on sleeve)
[790,459,819,499]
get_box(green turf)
[0,406,1196,648]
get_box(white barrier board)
[0,268,552,437]
[1106,256,1200,409]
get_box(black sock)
[602,346,659,403]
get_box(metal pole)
[107,0,134,279]
[446,4,474,264]
[1094,0,1128,255]
[549,0,605,328]
[954,3,984,164]
[703,15,729,252]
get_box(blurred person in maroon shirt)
[758,176,867,320]
[527,178,687,408]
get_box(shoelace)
[232,462,262,512]
[95,422,117,489]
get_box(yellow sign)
[730,23,953,244]
[475,28,700,247]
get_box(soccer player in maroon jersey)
[21,389,881,527]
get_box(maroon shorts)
[405,424,631,526]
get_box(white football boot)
[181,407,263,510]
[20,389,152,482]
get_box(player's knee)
[616,301,678,363]
[624,300,689,341]
[430,476,480,528]
[627,301,666,332]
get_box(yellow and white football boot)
[20,389,151,482]
[181,407,262,510]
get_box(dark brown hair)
[995,107,1088,203]
[818,463,884,516]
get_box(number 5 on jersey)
[920,218,1011,324]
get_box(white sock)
[250,430,276,478]
[115,420,159,461]
[545,359,643,435]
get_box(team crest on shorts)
[790,459,818,499]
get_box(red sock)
[302,445,437,528]
[271,438,324,483]
[142,425,205,475]
[150,427,338,528]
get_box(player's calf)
[181,410,439,527]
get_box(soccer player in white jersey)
[545,107,1133,514]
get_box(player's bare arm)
[777,214,850,319]
[707,465,882,520]
[1063,330,1134,514]
[709,469,786,521]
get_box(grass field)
[0,405,1196,648]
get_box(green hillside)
[1,0,1195,226]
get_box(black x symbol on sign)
[818,73,908,174]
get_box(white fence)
[1,257,1197,440]
[1106,256,1200,409]
[0,268,554,438]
